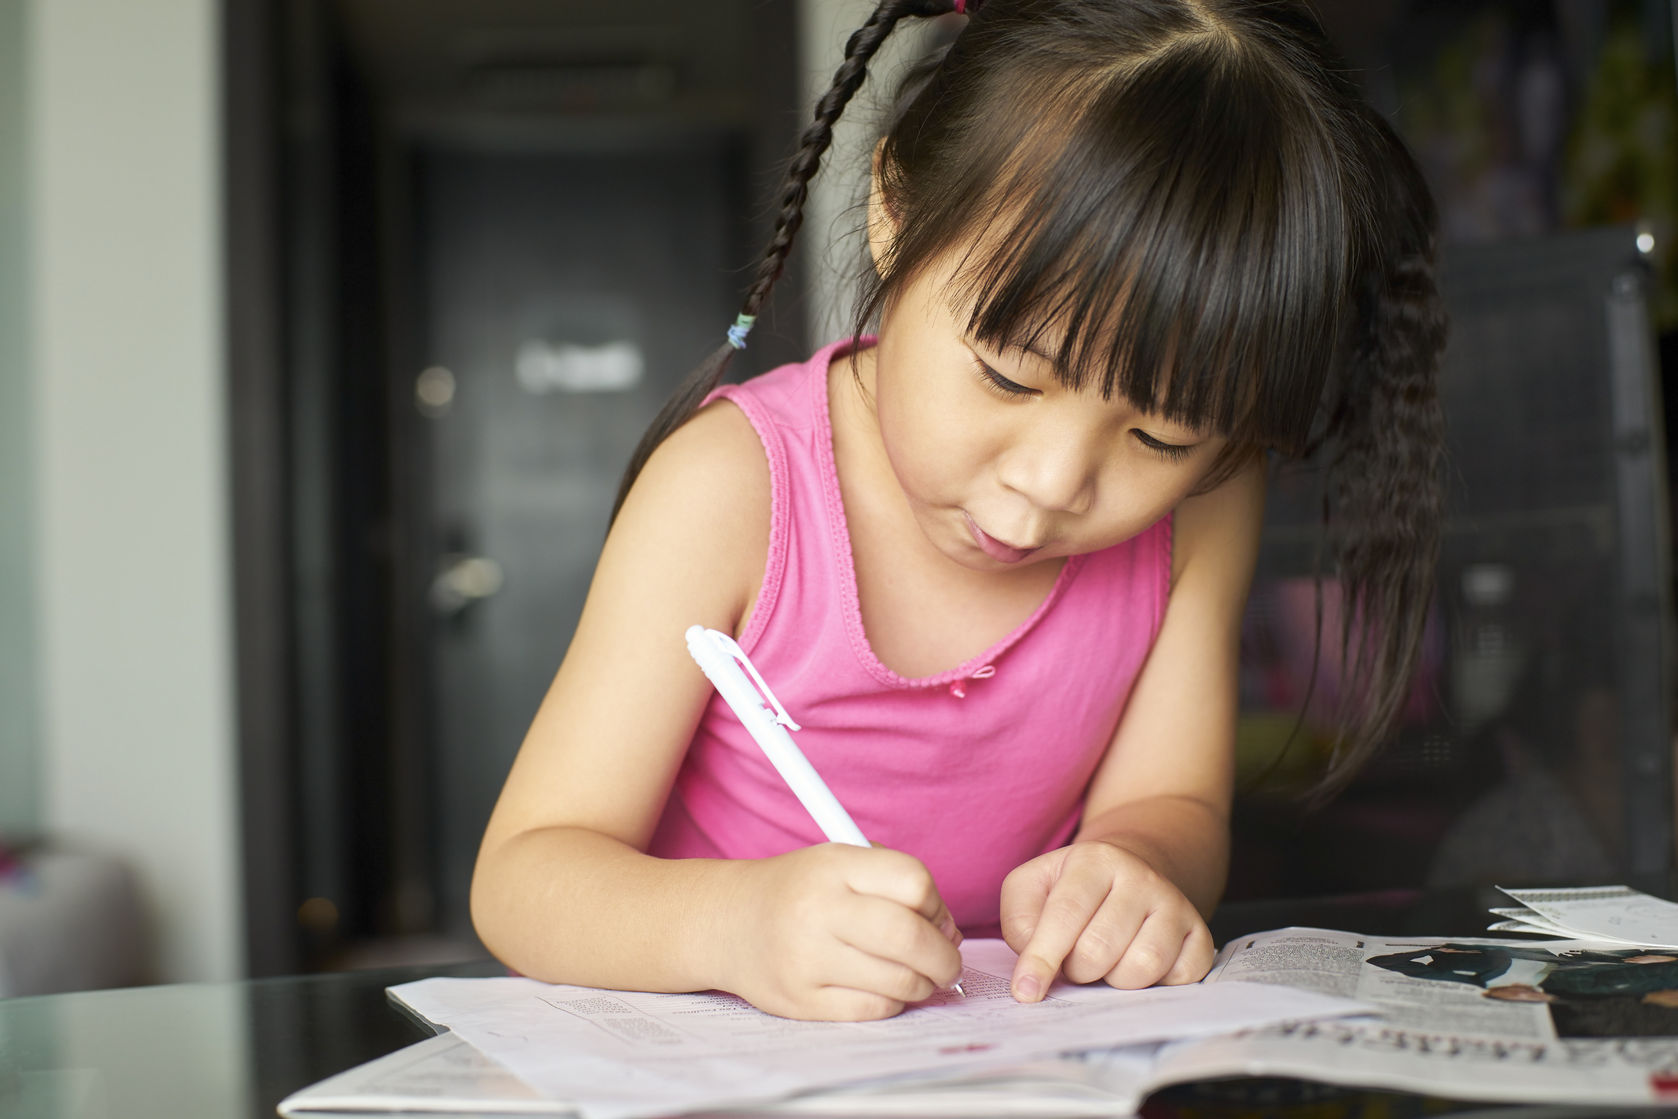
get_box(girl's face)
[861,253,1231,574]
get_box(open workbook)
[281,926,1678,1117]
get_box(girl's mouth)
[964,514,1040,564]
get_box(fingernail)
[1014,974,1041,1002]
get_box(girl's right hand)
[722,843,964,1021]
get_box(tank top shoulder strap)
[702,340,854,653]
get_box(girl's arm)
[998,458,1265,1000]
[470,402,961,1020]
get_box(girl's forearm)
[1073,796,1230,917]
[470,826,751,993]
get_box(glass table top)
[7,887,1678,1118]
[0,957,502,1119]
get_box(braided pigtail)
[1309,109,1449,803]
[608,0,969,523]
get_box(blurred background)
[0,0,1675,993]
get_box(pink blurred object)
[1256,576,1443,729]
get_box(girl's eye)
[975,362,1037,399]
[1133,430,1196,462]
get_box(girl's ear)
[866,139,901,272]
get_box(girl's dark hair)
[612,0,1447,801]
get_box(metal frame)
[1606,249,1676,874]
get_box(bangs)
[903,36,1351,454]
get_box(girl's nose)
[998,437,1097,516]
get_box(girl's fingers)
[835,892,964,990]
[778,978,907,1022]
[1103,910,1209,989]
[1062,890,1149,985]
[1004,866,1112,1002]
[821,942,943,1007]
[842,846,962,946]
[932,898,964,946]
[999,845,1213,998]
[800,988,906,1022]
[1157,920,1216,986]
[844,846,949,924]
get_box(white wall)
[796,1,943,345]
[0,0,39,834]
[29,0,241,982]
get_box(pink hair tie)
[953,0,968,12]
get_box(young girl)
[471,0,1446,1022]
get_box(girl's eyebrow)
[984,327,1060,366]
[948,298,1061,365]
[1006,335,1058,365]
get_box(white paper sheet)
[388,939,1370,1119]
[1497,885,1678,949]
[279,1031,1166,1117]
[1485,906,1585,940]
[279,1034,557,1115]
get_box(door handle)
[430,553,505,617]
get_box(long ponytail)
[608,0,967,523]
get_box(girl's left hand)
[998,840,1214,1001]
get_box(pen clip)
[703,630,802,731]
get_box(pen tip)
[952,982,966,997]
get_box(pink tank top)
[648,339,1172,935]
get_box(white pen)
[684,625,965,996]
[684,625,868,846]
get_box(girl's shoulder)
[1168,459,1267,590]
[652,395,771,506]
[609,397,770,634]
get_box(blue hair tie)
[726,313,756,350]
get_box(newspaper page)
[1139,926,1678,1106]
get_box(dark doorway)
[411,143,749,945]
[228,0,806,975]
